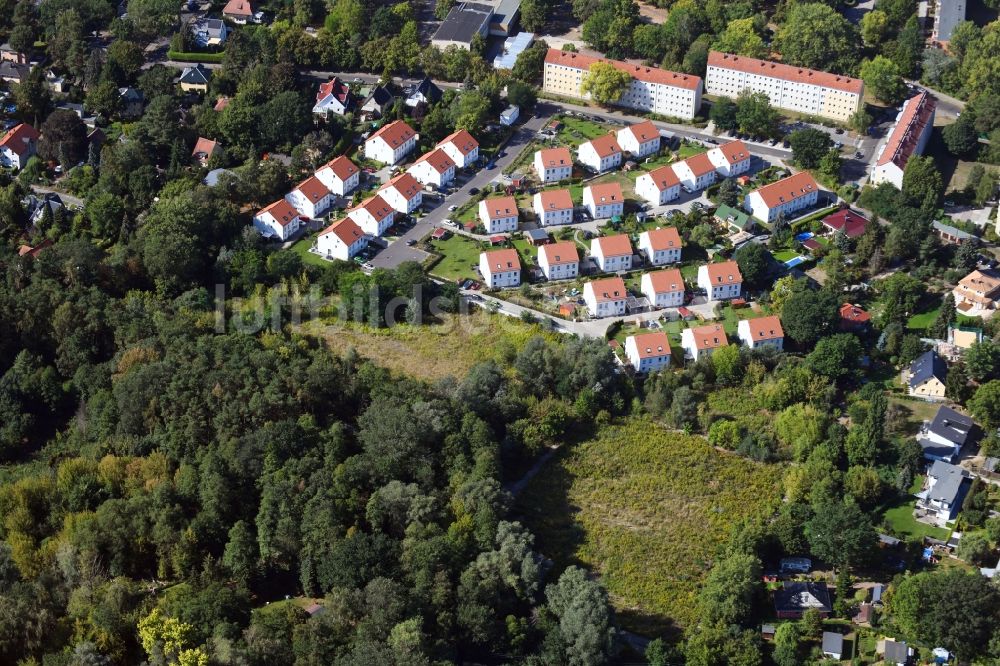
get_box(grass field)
[516,419,783,634]
[427,234,486,282]
[304,310,559,382]
[288,234,331,268]
[881,495,950,542]
[887,395,940,436]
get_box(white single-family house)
[316,217,367,261]
[347,194,395,236]
[538,241,579,280]
[315,155,360,197]
[737,315,784,350]
[577,134,623,173]
[583,277,628,317]
[707,140,752,177]
[407,148,456,188]
[697,260,742,301]
[254,198,301,241]
[533,189,574,226]
[625,331,671,373]
[616,120,661,158]
[436,129,480,169]
[916,460,971,526]
[638,227,682,265]
[906,350,948,399]
[479,248,521,288]
[641,268,685,308]
[681,323,728,360]
[583,182,625,220]
[285,175,333,219]
[312,77,354,118]
[478,196,519,234]
[0,123,38,169]
[745,172,820,223]
[917,406,976,463]
[378,172,423,214]
[534,147,573,183]
[635,166,681,206]
[591,234,633,272]
[364,120,418,165]
[671,152,717,191]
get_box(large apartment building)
[543,49,703,120]
[705,51,863,122]
[933,0,966,42]
[870,92,936,189]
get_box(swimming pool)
[784,256,806,268]
[794,231,814,242]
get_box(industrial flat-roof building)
[493,31,533,69]
[431,2,494,50]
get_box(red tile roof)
[707,51,863,95]
[621,120,659,144]
[643,227,682,251]
[583,133,622,158]
[223,0,253,16]
[437,129,479,155]
[320,217,364,245]
[480,196,518,221]
[683,152,715,177]
[715,140,750,166]
[630,331,671,359]
[293,175,330,203]
[369,120,416,149]
[645,268,684,293]
[753,172,820,209]
[213,96,229,111]
[876,92,936,169]
[352,194,393,221]
[537,189,573,210]
[191,136,218,160]
[537,146,572,168]
[744,315,783,341]
[482,248,521,274]
[822,209,869,238]
[586,276,628,302]
[258,199,299,226]
[545,48,702,91]
[0,123,38,155]
[705,260,742,285]
[321,155,358,182]
[413,148,455,174]
[593,233,632,257]
[642,165,680,191]
[539,241,579,266]
[839,303,870,324]
[317,77,351,105]
[688,323,728,350]
[587,182,623,205]
[380,172,421,200]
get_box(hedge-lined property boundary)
[168,51,225,63]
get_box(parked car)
[406,239,416,246]
[469,187,479,195]
[448,205,458,211]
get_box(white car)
[448,205,458,211]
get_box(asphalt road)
[370,110,551,268]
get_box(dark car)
[469,187,479,195]
[835,128,844,135]
[406,239,416,246]
[485,161,496,169]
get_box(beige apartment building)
[705,51,863,122]
[543,49,703,120]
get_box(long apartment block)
[705,51,863,122]
[543,48,703,120]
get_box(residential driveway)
[371,110,552,270]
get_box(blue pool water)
[794,231,814,242]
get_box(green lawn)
[428,234,486,282]
[718,304,767,336]
[288,234,330,268]
[557,115,614,146]
[881,493,950,542]
[772,249,800,262]
[907,306,941,331]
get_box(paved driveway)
[370,110,552,269]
